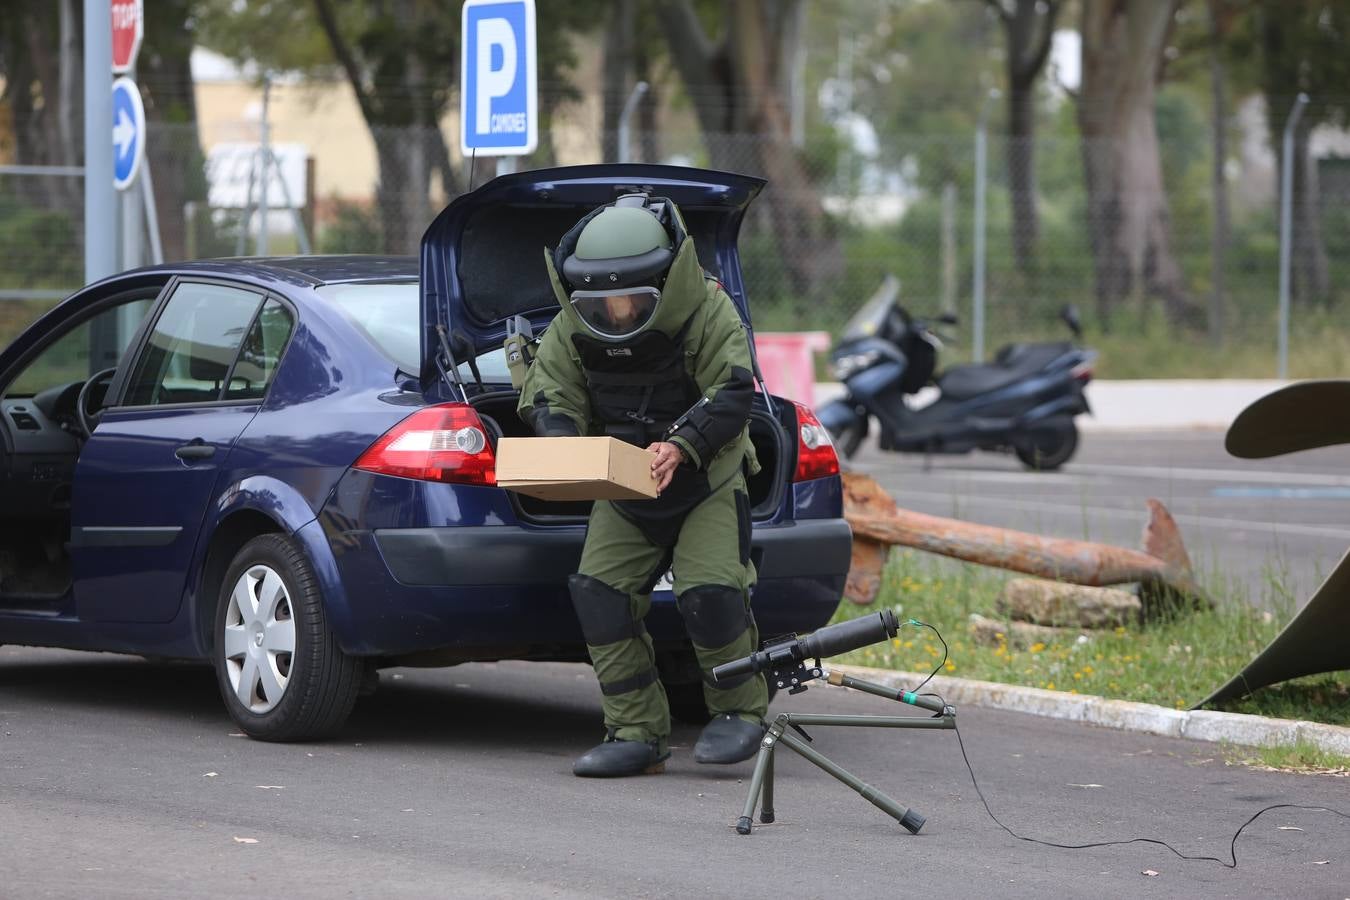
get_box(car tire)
[213,533,364,741]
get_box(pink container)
[753,331,831,404]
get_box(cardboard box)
[495,436,659,501]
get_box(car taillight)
[792,401,840,482]
[354,403,496,485]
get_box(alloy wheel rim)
[222,564,296,714]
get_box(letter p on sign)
[461,0,537,156]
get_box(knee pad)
[568,573,645,645]
[676,584,750,649]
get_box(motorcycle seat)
[938,341,1075,400]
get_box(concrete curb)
[830,665,1350,758]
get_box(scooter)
[815,275,1095,470]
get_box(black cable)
[903,617,946,693]
[904,620,1350,868]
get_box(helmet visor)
[570,287,661,340]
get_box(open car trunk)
[471,390,790,525]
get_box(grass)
[1222,739,1350,776]
[828,550,1350,734]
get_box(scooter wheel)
[1014,419,1078,471]
[830,418,867,460]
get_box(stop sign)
[111,0,143,74]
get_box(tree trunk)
[1006,84,1038,273]
[656,0,839,300]
[996,0,1063,274]
[373,129,433,254]
[1078,0,1190,329]
[1289,122,1331,305]
[601,0,635,163]
[141,0,207,263]
[1207,0,1230,345]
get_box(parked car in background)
[0,165,851,740]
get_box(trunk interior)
[471,389,791,524]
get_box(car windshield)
[317,281,509,383]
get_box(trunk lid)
[418,164,766,377]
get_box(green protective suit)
[517,208,768,751]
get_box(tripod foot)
[736,816,754,835]
[899,809,925,834]
[759,810,775,824]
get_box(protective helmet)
[560,194,678,340]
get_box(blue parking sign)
[461,0,537,156]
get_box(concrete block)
[1295,722,1350,757]
[1182,709,1299,748]
[997,578,1141,629]
[1084,698,1187,738]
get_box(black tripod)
[710,611,956,835]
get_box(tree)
[984,0,1064,274]
[198,1,595,254]
[653,0,840,301]
[1253,0,1350,307]
[0,1,82,212]
[139,0,209,263]
[310,0,461,253]
[1077,0,1191,327]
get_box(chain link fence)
[4,99,1345,376]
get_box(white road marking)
[889,488,1350,542]
[1065,462,1350,487]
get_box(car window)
[224,300,294,401]
[318,281,421,374]
[317,281,511,382]
[123,282,264,407]
[4,297,155,399]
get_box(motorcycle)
[816,275,1096,470]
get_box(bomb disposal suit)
[518,194,769,778]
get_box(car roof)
[161,255,418,287]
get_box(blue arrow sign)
[112,76,145,191]
[461,0,537,156]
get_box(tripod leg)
[736,730,776,835]
[776,730,925,834]
[760,749,775,824]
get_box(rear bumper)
[322,518,850,657]
[373,518,852,586]
[316,468,849,657]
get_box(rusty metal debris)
[841,472,1206,613]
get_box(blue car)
[0,165,851,740]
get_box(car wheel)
[213,534,363,741]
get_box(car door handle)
[174,442,216,461]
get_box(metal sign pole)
[258,76,271,256]
[84,0,116,282]
[1277,93,1309,380]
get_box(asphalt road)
[849,429,1350,609]
[2,647,1347,899]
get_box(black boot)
[694,713,765,764]
[573,732,670,778]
